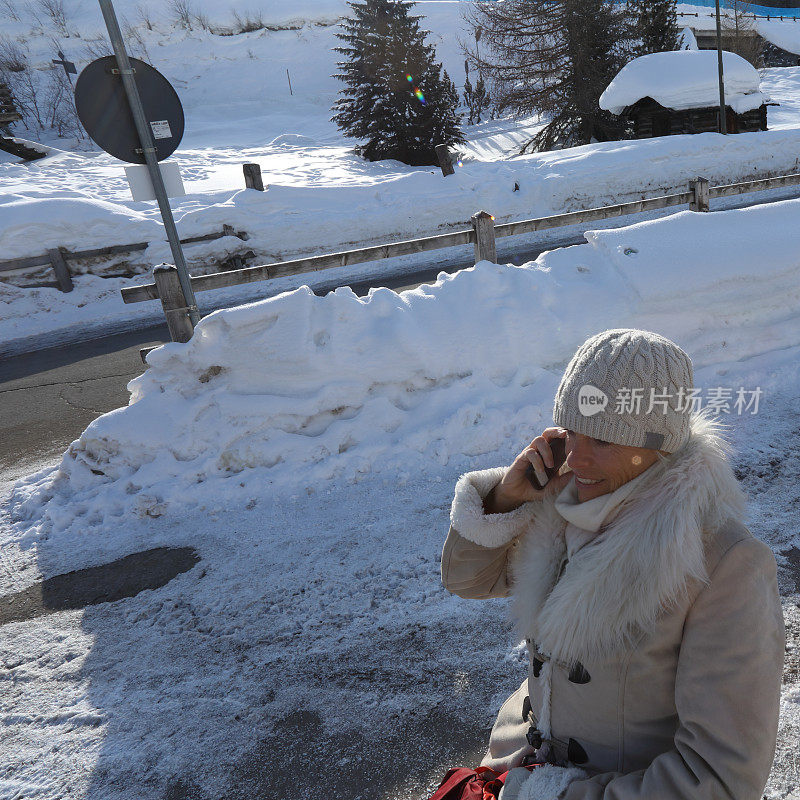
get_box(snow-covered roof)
[599,50,764,116]
[756,19,800,56]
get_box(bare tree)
[721,1,763,67]
[44,66,82,138]
[463,0,635,152]
[137,3,154,31]
[193,10,211,31]
[0,36,27,73]
[80,36,113,61]
[169,0,194,30]
[0,36,84,139]
[1,0,20,22]
[35,0,68,34]
[123,20,151,62]
[232,9,266,34]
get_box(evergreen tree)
[464,0,634,152]
[629,0,679,55]
[332,0,464,166]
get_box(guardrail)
[0,225,249,292]
[121,168,800,346]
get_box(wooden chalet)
[621,96,767,138]
[599,50,770,140]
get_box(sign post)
[96,0,200,326]
[715,0,727,135]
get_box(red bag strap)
[428,768,479,800]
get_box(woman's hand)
[483,427,573,514]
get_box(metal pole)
[715,0,727,135]
[97,0,200,325]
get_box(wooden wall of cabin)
[631,105,767,138]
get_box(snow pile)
[11,199,800,542]
[600,50,764,115]
[0,196,162,261]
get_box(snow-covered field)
[2,2,800,799]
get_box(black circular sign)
[75,56,184,163]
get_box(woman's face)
[564,429,660,502]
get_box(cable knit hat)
[553,329,694,453]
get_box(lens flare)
[415,88,425,103]
[406,74,413,82]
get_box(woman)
[441,329,784,800]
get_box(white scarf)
[554,466,654,533]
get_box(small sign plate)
[150,120,172,139]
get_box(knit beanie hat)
[553,329,694,453]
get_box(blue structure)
[676,1,800,17]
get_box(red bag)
[428,764,543,800]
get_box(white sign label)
[149,120,172,139]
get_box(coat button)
[568,738,589,765]
[526,727,543,749]
[532,657,543,678]
[521,695,531,722]
[568,661,591,684]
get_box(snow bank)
[11,199,800,543]
[600,50,764,115]
[0,196,162,261]
[7,125,800,278]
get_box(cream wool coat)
[441,416,785,800]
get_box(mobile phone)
[525,437,567,490]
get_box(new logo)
[578,385,608,416]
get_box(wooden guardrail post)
[243,163,264,191]
[153,263,195,343]
[471,211,497,263]
[690,177,710,212]
[47,247,74,292]
[435,144,455,177]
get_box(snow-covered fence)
[120,168,800,345]
[0,225,249,292]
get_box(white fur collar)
[510,413,746,666]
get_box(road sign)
[52,51,77,83]
[74,55,184,163]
